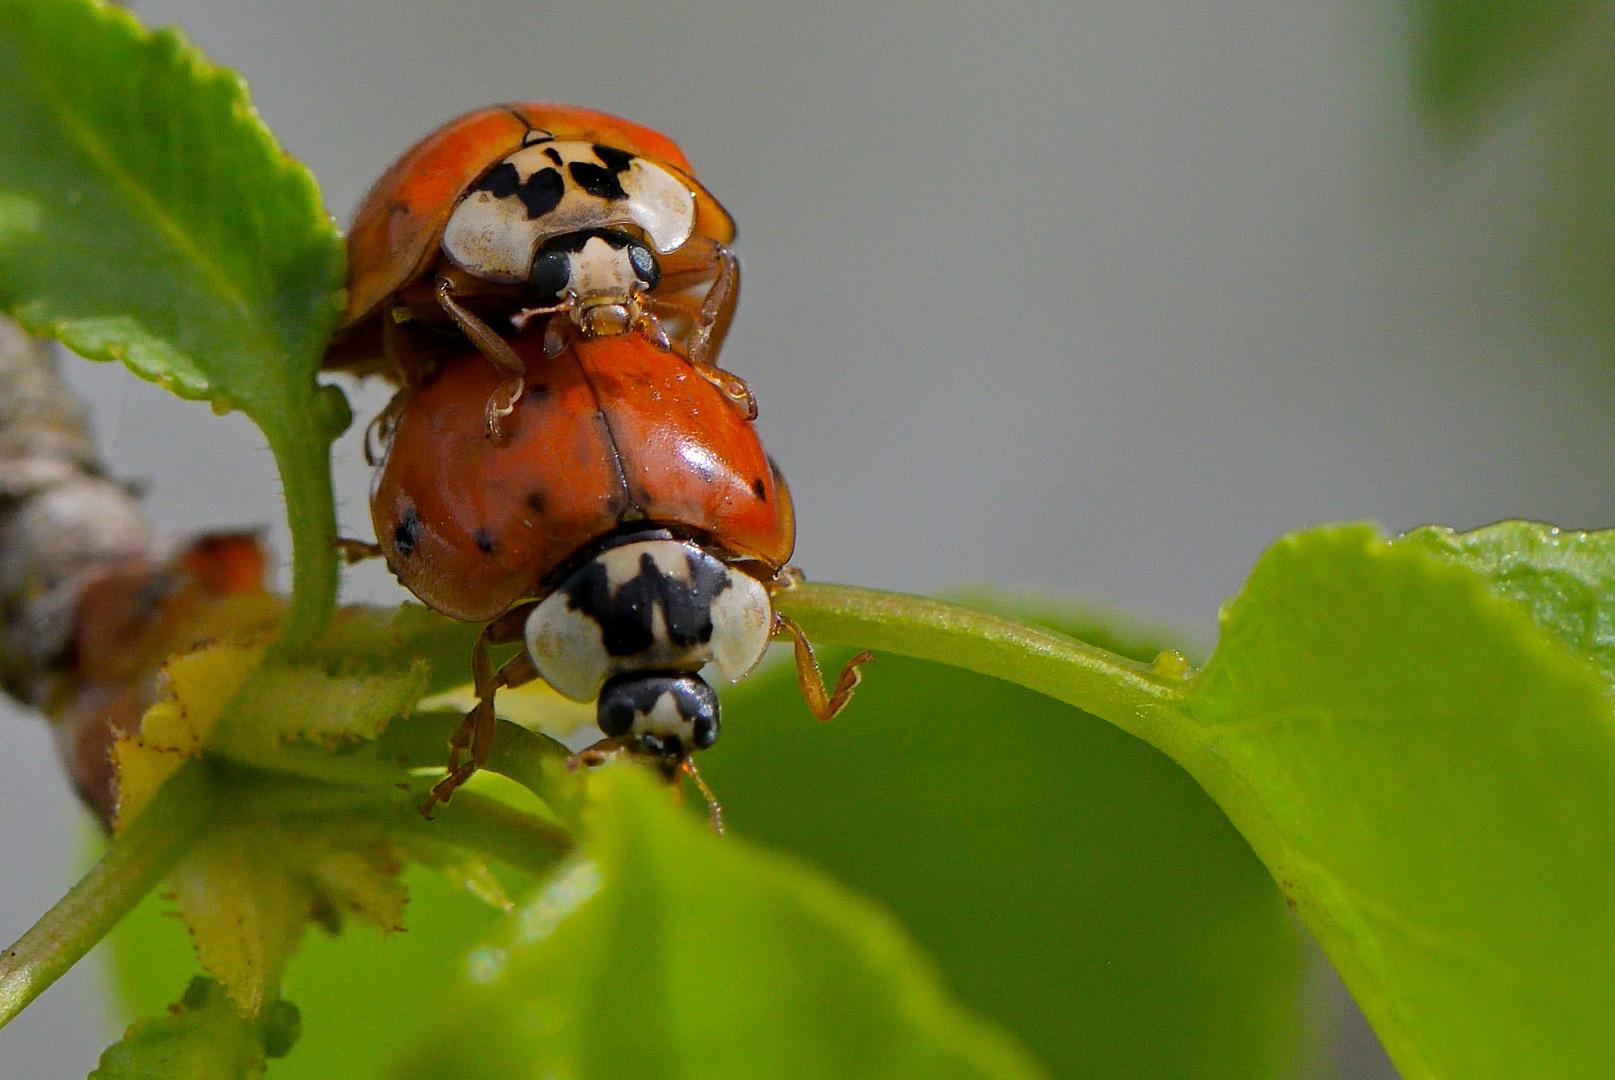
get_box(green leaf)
[777,534,1615,1079]
[91,977,297,1080]
[1417,0,1595,121]
[1189,525,1615,1078]
[164,811,415,1018]
[397,766,1048,1080]
[1401,520,1615,684]
[165,824,321,1018]
[217,661,429,751]
[709,639,1305,1080]
[0,0,347,647]
[114,864,525,1080]
[309,605,484,697]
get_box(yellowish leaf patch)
[112,640,268,832]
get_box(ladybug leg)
[435,277,528,440]
[688,357,758,420]
[772,611,872,721]
[335,537,383,563]
[683,241,739,370]
[681,757,725,835]
[656,236,741,365]
[629,296,673,354]
[421,606,532,817]
[362,386,411,467]
[649,239,752,417]
[568,737,633,771]
[380,306,428,387]
[543,317,572,359]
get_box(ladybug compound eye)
[597,672,720,753]
[627,243,660,290]
[530,246,573,300]
[524,538,774,702]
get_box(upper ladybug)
[326,103,752,435]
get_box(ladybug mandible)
[327,103,754,437]
[368,330,868,823]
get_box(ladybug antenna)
[682,757,724,835]
[509,299,572,331]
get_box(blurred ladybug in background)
[367,329,868,826]
[326,103,754,438]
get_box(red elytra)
[329,103,736,375]
[371,330,793,623]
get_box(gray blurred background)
[6,0,1615,1075]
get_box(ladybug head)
[529,228,660,304]
[597,671,721,757]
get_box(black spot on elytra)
[592,144,636,174]
[527,383,551,400]
[525,491,546,513]
[569,160,627,201]
[474,528,496,554]
[543,147,563,165]
[562,548,732,657]
[393,507,420,558]
[751,477,767,499]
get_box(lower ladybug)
[366,329,868,825]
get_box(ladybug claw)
[485,376,524,441]
[543,321,570,358]
[568,737,630,772]
[635,311,672,353]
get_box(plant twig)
[774,583,1195,755]
[0,759,214,1030]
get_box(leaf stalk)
[0,760,214,1030]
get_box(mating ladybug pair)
[327,104,867,823]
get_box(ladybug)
[327,103,754,438]
[367,329,868,823]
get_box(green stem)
[266,422,338,658]
[234,776,574,879]
[0,760,214,1030]
[777,583,1298,956]
[390,792,574,878]
[774,583,1196,756]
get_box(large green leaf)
[1188,525,1615,1078]
[1417,0,1595,121]
[0,0,347,646]
[708,635,1305,1080]
[396,766,1046,1080]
